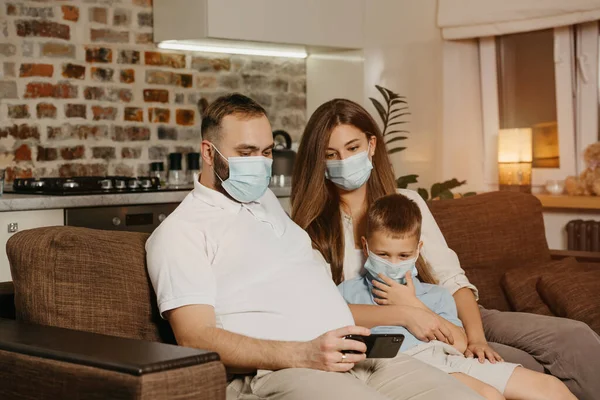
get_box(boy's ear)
[417,241,423,252]
[361,236,369,257]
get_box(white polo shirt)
[146,179,354,342]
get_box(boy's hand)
[465,341,504,364]
[372,272,421,308]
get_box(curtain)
[441,39,486,192]
[438,0,600,39]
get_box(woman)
[291,99,600,400]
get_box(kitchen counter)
[0,186,292,212]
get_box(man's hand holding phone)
[299,326,369,372]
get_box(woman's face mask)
[211,144,273,203]
[325,143,373,191]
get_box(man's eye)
[240,152,251,157]
[263,150,272,157]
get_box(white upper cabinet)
[153,0,364,50]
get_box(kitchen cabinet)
[0,209,64,282]
[154,0,364,49]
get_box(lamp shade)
[498,128,532,193]
[498,128,533,163]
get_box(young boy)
[338,193,575,400]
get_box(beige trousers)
[226,352,483,400]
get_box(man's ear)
[201,140,214,167]
[361,236,369,257]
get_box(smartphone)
[343,334,404,358]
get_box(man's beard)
[212,150,231,197]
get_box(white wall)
[363,0,444,188]
[543,210,600,250]
[307,52,365,117]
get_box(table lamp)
[498,128,532,193]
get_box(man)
[146,93,482,400]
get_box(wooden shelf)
[535,194,600,210]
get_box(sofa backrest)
[7,226,174,344]
[428,191,551,311]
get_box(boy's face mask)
[364,246,418,284]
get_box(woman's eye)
[326,153,336,159]
[349,146,359,152]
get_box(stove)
[11,176,188,195]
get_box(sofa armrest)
[550,249,600,263]
[0,318,226,399]
[0,282,15,319]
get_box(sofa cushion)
[537,269,600,335]
[501,258,580,316]
[7,226,175,344]
[428,192,552,311]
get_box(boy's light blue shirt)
[338,273,463,352]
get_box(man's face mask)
[211,144,273,203]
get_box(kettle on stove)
[271,130,296,187]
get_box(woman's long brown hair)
[291,99,397,284]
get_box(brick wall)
[0,0,306,182]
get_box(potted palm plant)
[369,85,474,200]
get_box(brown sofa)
[4,228,226,400]
[428,191,600,335]
[1,191,599,399]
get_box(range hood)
[153,0,364,58]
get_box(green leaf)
[390,107,409,115]
[396,174,419,189]
[390,98,408,106]
[375,85,390,103]
[385,136,407,145]
[387,147,407,155]
[463,192,477,197]
[387,121,409,127]
[439,178,467,191]
[385,130,410,136]
[430,183,443,199]
[369,98,387,125]
[438,190,454,200]
[417,188,429,201]
[388,113,411,123]
[384,87,406,100]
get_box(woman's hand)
[372,273,421,308]
[464,341,504,364]
[401,306,455,344]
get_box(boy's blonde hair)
[366,194,437,284]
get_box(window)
[496,30,560,169]
[480,27,577,188]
